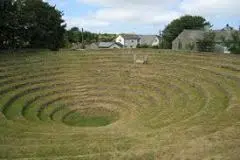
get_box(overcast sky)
[46,0,240,34]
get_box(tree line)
[66,27,116,46]
[1,1,239,53]
[0,0,118,51]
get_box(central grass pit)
[63,107,119,127]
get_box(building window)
[132,40,134,42]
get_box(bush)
[151,45,159,49]
[137,44,150,48]
[197,32,215,52]
[222,31,240,54]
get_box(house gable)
[172,30,205,50]
[115,35,124,46]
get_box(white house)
[116,34,140,48]
[116,34,161,48]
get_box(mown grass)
[0,49,239,159]
[63,112,114,127]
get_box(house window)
[132,40,134,42]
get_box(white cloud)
[79,0,177,8]
[66,0,239,32]
[65,16,110,29]
[94,8,181,24]
[180,0,240,17]
[75,0,182,29]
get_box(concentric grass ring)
[0,50,239,159]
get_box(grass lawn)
[0,49,240,159]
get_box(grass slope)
[0,49,240,159]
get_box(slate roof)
[139,35,160,45]
[119,34,140,40]
[214,30,236,42]
[98,42,123,48]
[98,42,114,48]
[115,42,124,47]
[174,29,239,43]
[179,30,205,41]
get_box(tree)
[98,33,116,42]
[66,28,100,45]
[197,32,215,52]
[67,28,79,43]
[70,27,80,32]
[0,0,25,49]
[162,15,210,49]
[22,0,66,50]
[0,0,66,51]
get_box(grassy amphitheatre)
[0,49,240,159]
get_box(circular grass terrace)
[0,49,240,159]
[63,107,119,127]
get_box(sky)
[45,0,240,34]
